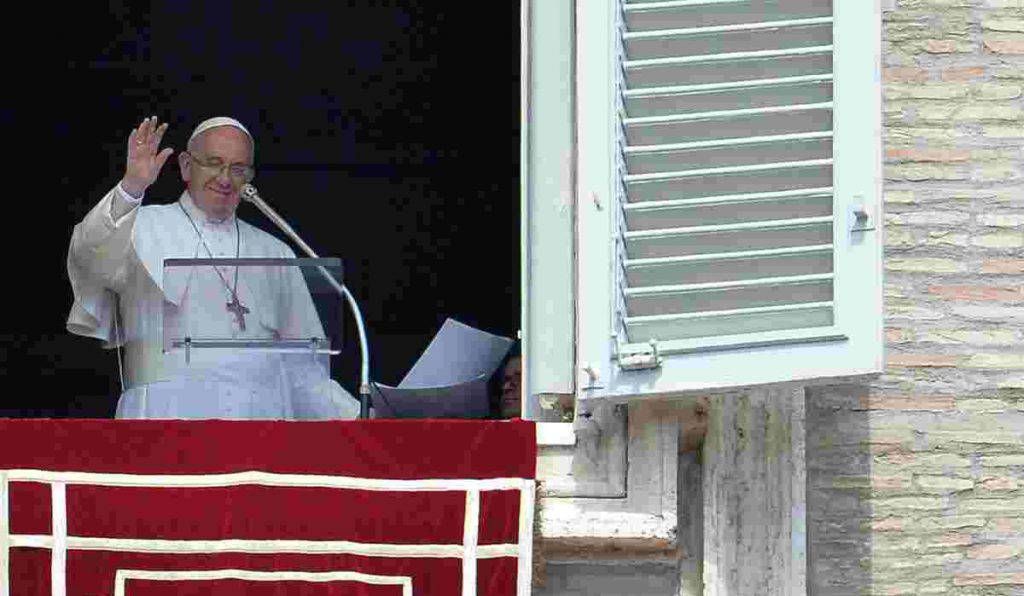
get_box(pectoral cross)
[226,296,250,331]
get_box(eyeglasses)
[186,152,255,183]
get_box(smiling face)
[178,126,254,222]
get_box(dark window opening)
[1,2,520,417]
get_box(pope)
[66,116,358,420]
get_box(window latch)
[618,339,662,371]
[581,364,603,390]
[851,196,874,232]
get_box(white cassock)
[66,183,359,420]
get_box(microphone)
[241,183,373,418]
[241,184,318,261]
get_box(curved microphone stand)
[241,183,372,419]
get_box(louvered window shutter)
[572,0,882,398]
[618,0,837,351]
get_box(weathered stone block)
[954,572,1024,586]
[974,161,1023,181]
[942,66,986,81]
[885,190,918,204]
[870,517,905,532]
[926,286,1023,301]
[998,377,1024,390]
[980,259,1024,273]
[992,518,1024,532]
[871,552,962,571]
[885,163,968,180]
[979,476,1020,490]
[874,497,947,513]
[915,475,975,492]
[885,211,970,225]
[981,123,1024,137]
[956,398,1012,412]
[931,532,973,548]
[911,515,987,532]
[984,33,1024,53]
[967,543,1017,559]
[888,126,960,142]
[885,146,970,162]
[925,39,973,53]
[860,393,956,410]
[917,330,1019,346]
[886,84,968,100]
[885,258,964,273]
[909,453,973,470]
[927,429,1023,445]
[973,232,1024,248]
[984,18,1024,32]
[914,579,955,594]
[885,67,930,83]
[887,305,950,321]
[897,1,972,10]
[958,497,1024,514]
[936,104,1023,121]
[965,354,1024,369]
[923,231,970,246]
[978,213,1024,227]
[974,82,1024,100]
[886,354,963,367]
[981,454,1024,466]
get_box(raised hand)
[121,116,174,199]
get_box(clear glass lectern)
[158,257,345,419]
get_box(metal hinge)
[616,338,663,371]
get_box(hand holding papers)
[373,318,514,418]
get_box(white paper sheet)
[399,318,514,388]
[373,318,514,418]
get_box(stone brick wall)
[809,1,1024,593]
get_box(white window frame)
[521,0,578,420]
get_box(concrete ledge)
[537,422,575,446]
[538,536,681,563]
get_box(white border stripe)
[4,470,528,492]
[0,472,9,596]
[516,483,536,596]
[7,535,519,559]
[114,569,413,596]
[478,544,518,559]
[462,489,480,596]
[51,483,66,596]
[2,473,534,593]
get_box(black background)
[0,1,520,416]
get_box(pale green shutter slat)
[626,301,834,342]
[624,216,834,258]
[625,0,830,31]
[624,187,833,230]
[625,245,833,287]
[626,273,834,316]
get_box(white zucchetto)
[188,116,254,151]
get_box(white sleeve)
[110,182,144,223]
[69,185,142,286]
[66,184,144,343]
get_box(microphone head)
[240,183,259,203]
